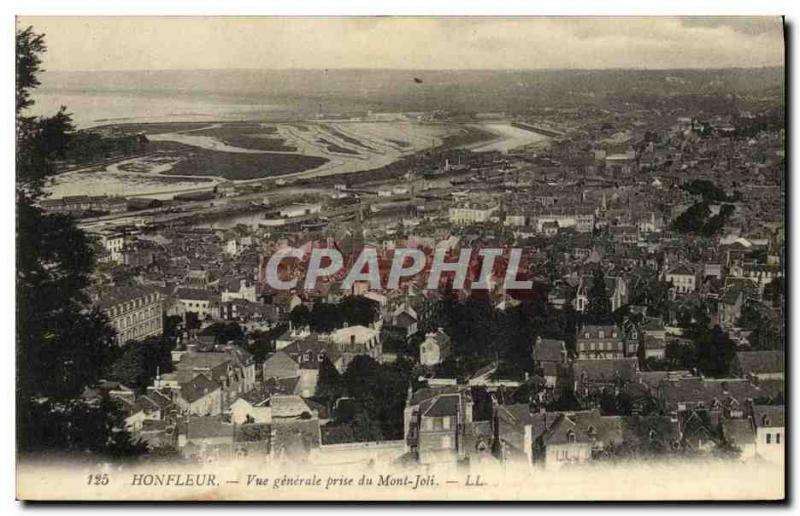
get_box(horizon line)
[41,65,786,74]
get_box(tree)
[16,27,142,457]
[105,337,174,391]
[694,326,737,378]
[585,267,613,324]
[199,321,244,344]
[289,304,311,328]
[339,295,380,327]
[310,302,343,333]
[315,357,346,408]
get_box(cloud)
[18,16,785,71]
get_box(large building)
[448,202,498,225]
[575,324,625,360]
[97,286,164,346]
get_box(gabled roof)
[186,416,234,440]
[574,358,638,382]
[423,394,461,418]
[179,374,221,404]
[667,263,694,276]
[533,338,566,363]
[752,405,785,428]
[735,351,784,376]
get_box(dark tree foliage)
[16,27,143,457]
[667,303,738,376]
[672,201,734,237]
[682,179,728,202]
[199,321,244,344]
[338,295,380,327]
[243,325,284,364]
[672,202,711,234]
[105,337,174,392]
[309,302,344,333]
[331,355,414,441]
[19,396,149,457]
[289,304,311,328]
[585,267,613,324]
[314,357,346,409]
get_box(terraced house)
[97,285,164,345]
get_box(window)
[424,418,433,431]
[766,433,771,444]
[567,430,576,443]
[599,331,605,339]
[441,435,452,448]
[443,417,450,430]
[776,433,781,444]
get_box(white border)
[2,1,796,513]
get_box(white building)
[449,203,499,225]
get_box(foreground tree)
[16,27,143,456]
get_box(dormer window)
[762,415,771,426]
[599,331,605,339]
[567,430,576,443]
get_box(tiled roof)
[179,374,221,404]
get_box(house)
[178,416,235,461]
[643,335,666,360]
[96,285,164,346]
[718,287,747,328]
[665,264,697,294]
[176,374,223,416]
[494,405,634,469]
[404,386,474,464]
[448,202,499,225]
[275,326,312,351]
[230,392,272,425]
[575,325,624,360]
[678,410,722,453]
[387,307,419,339]
[752,405,784,463]
[419,329,452,367]
[220,278,257,303]
[263,338,342,398]
[574,358,639,397]
[722,418,757,459]
[329,325,382,368]
[658,377,784,418]
[732,351,784,380]
[174,287,216,320]
[531,337,567,388]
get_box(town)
[27,92,784,472]
[15,24,785,478]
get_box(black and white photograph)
[13,12,787,502]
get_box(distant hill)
[37,67,784,116]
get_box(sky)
[17,16,785,71]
